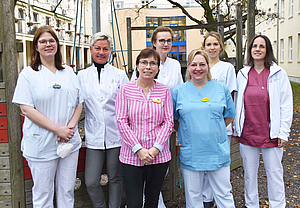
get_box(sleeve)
[278,70,293,141]
[68,67,83,105]
[171,87,180,121]
[12,69,34,107]
[153,88,174,150]
[223,85,236,119]
[115,85,142,152]
[225,64,237,93]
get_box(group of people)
[12,24,293,208]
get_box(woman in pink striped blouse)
[115,48,174,208]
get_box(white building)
[15,0,93,72]
[255,0,300,82]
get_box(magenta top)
[239,68,278,148]
[115,81,173,166]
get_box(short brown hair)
[151,26,173,50]
[246,35,277,69]
[201,31,224,55]
[186,49,212,81]
[135,48,160,79]
[30,26,64,71]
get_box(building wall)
[14,0,93,72]
[256,0,300,81]
[112,7,205,71]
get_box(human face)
[137,56,159,80]
[36,32,57,60]
[153,31,172,57]
[251,37,267,61]
[91,39,111,64]
[188,54,208,82]
[204,36,222,59]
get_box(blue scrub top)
[172,80,236,171]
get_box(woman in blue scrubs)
[171,49,236,208]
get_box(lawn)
[291,82,300,112]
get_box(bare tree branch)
[134,0,155,20]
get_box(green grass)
[291,82,300,112]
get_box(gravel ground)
[165,111,300,208]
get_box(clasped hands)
[56,125,75,143]
[137,147,160,165]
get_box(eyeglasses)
[38,39,57,45]
[139,61,158,68]
[252,44,266,49]
[158,39,172,45]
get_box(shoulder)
[107,64,128,77]
[78,65,93,77]
[166,57,180,66]
[120,80,135,89]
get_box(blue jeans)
[85,147,123,208]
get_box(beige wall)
[113,7,205,70]
[256,0,300,80]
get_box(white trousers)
[203,135,232,202]
[181,166,235,208]
[240,144,285,208]
[27,150,79,208]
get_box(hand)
[55,126,74,141]
[148,147,159,158]
[136,148,154,164]
[57,136,69,143]
[277,138,287,148]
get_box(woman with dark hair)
[201,31,237,208]
[172,49,236,208]
[115,48,173,208]
[234,35,293,208]
[12,26,83,207]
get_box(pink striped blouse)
[115,80,173,166]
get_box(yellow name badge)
[152,98,161,104]
[201,98,209,102]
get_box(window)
[18,8,24,19]
[115,1,124,9]
[281,0,285,20]
[33,13,38,23]
[288,36,292,62]
[146,16,186,61]
[289,0,293,17]
[46,17,50,26]
[68,23,71,31]
[273,40,278,60]
[141,0,149,8]
[280,38,284,62]
[273,3,278,25]
[56,19,60,28]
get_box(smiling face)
[204,36,222,59]
[188,54,209,82]
[35,32,58,60]
[91,39,111,64]
[153,31,173,57]
[137,56,159,80]
[251,37,267,61]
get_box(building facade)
[255,0,300,82]
[15,0,93,72]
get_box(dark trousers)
[122,162,169,208]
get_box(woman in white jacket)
[234,35,293,208]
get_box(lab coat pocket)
[109,82,119,100]
[67,89,78,107]
[218,139,230,165]
[210,103,223,119]
[23,132,44,158]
